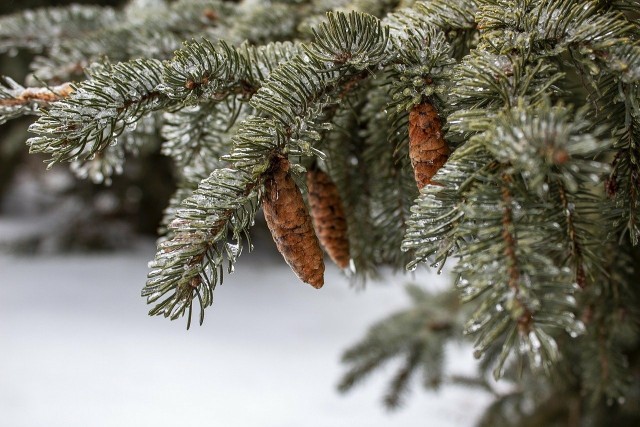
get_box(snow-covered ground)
[0,226,491,427]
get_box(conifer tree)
[1,0,639,424]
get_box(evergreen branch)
[408,1,615,382]
[162,40,254,102]
[250,11,390,144]
[241,11,395,277]
[406,0,478,58]
[144,167,259,327]
[499,174,534,335]
[161,101,241,171]
[457,172,580,379]
[28,0,239,83]
[338,286,461,408]
[447,107,605,378]
[228,0,307,45]
[162,40,302,103]
[383,0,477,59]
[402,146,491,270]
[557,184,588,288]
[383,343,423,408]
[450,52,564,114]
[477,0,620,43]
[250,65,338,127]
[0,78,73,124]
[481,102,610,195]
[143,117,282,326]
[0,5,119,54]
[413,0,479,32]
[159,40,305,179]
[322,101,380,280]
[606,85,640,244]
[303,12,389,69]
[406,108,600,379]
[578,244,639,402]
[27,59,172,181]
[386,24,455,117]
[356,83,417,270]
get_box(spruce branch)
[338,285,463,409]
[555,184,592,288]
[143,117,280,326]
[23,0,241,84]
[304,11,389,69]
[606,84,640,244]
[450,52,564,115]
[404,101,610,378]
[159,40,305,172]
[162,39,304,107]
[402,146,489,271]
[577,244,640,403]
[386,25,455,114]
[251,12,388,128]
[27,59,172,182]
[413,0,478,31]
[362,84,418,270]
[399,0,478,58]
[143,10,409,323]
[323,102,380,279]
[145,167,260,327]
[457,172,579,379]
[4,1,639,419]
[481,102,609,195]
[161,101,239,171]
[0,5,119,54]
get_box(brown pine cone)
[307,168,350,269]
[408,102,450,189]
[262,155,325,288]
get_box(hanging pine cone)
[262,155,325,288]
[408,102,450,189]
[307,167,350,269]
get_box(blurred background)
[0,1,489,425]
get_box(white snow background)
[0,220,491,427]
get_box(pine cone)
[408,102,450,189]
[307,168,350,269]
[262,155,325,288]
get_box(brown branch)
[501,174,533,334]
[558,182,586,288]
[0,82,73,107]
